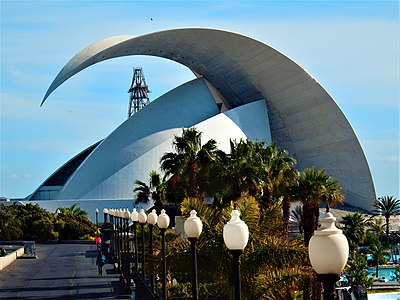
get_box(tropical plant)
[163,197,314,299]
[56,202,89,218]
[373,195,400,242]
[290,168,345,245]
[345,254,372,286]
[370,240,386,278]
[160,127,220,201]
[134,170,166,213]
[368,218,385,242]
[291,204,303,235]
[340,212,369,252]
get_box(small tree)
[346,254,372,286]
[370,240,386,278]
[340,212,368,253]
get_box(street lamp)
[131,208,139,272]
[147,209,158,293]
[184,210,203,300]
[124,209,131,253]
[103,208,109,223]
[157,209,170,300]
[223,209,249,300]
[95,208,99,228]
[138,209,147,278]
[308,210,349,300]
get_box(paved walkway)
[0,243,131,299]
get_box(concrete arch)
[41,28,376,210]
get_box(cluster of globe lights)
[102,207,348,300]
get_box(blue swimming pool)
[366,268,398,282]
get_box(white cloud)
[6,173,32,180]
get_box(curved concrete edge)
[0,247,24,271]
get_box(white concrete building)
[29,28,376,212]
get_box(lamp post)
[103,208,109,223]
[157,209,170,300]
[147,209,158,293]
[124,209,131,254]
[184,210,203,300]
[223,209,249,300]
[131,208,139,272]
[138,209,147,278]
[123,209,131,283]
[308,210,349,300]
[55,209,61,242]
[95,208,99,228]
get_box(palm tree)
[370,241,385,278]
[57,202,88,218]
[160,127,219,200]
[217,139,260,202]
[133,170,166,213]
[290,168,345,246]
[368,218,385,242]
[340,212,368,252]
[174,196,313,299]
[373,196,400,242]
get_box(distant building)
[29,28,376,212]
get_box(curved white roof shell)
[39,28,375,211]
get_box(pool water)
[367,292,400,300]
[366,268,398,281]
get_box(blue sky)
[1,0,399,200]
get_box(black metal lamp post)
[116,209,122,271]
[124,210,131,253]
[109,209,114,259]
[147,209,158,293]
[95,208,99,228]
[223,209,249,300]
[138,209,147,279]
[308,211,349,300]
[103,208,109,223]
[131,208,139,272]
[157,209,170,300]
[184,210,203,300]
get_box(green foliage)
[58,213,96,240]
[394,265,400,282]
[162,197,313,299]
[340,212,368,252]
[365,231,379,246]
[0,204,23,240]
[373,195,400,242]
[57,202,89,218]
[0,203,94,241]
[290,168,344,245]
[345,254,372,286]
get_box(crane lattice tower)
[127,67,150,118]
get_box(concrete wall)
[0,247,24,271]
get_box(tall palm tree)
[218,139,260,202]
[133,170,166,213]
[160,127,219,200]
[290,168,345,246]
[340,212,368,252]
[373,195,400,242]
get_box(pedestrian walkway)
[0,243,130,299]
